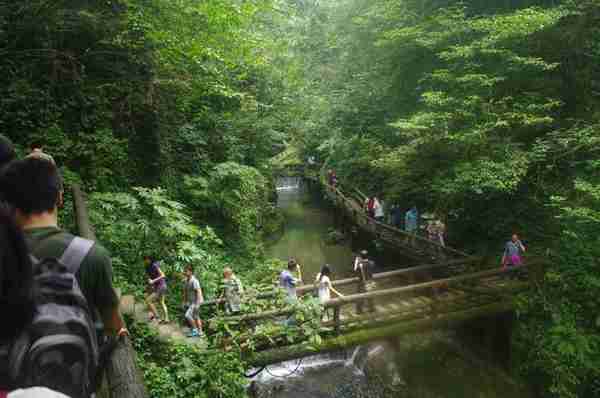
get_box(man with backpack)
[0,158,127,397]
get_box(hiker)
[280,258,303,302]
[405,206,418,245]
[315,264,344,320]
[426,217,445,246]
[353,250,374,281]
[390,204,403,229]
[0,158,127,339]
[353,250,376,313]
[435,220,446,247]
[502,234,526,270]
[144,255,169,323]
[0,205,35,390]
[365,197,376,218]
[183,264,204,337]
[328,169,338,187]
[221,266,243,314]
[0,159,126,398]
[0,134,15,170]
[26,142,55,165]
[373,197,384,222]
[0,208,71,398]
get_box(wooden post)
[72,185,148,398]
[333,305,341,334]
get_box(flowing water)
[256,179,533,398]
[268,177,355,282]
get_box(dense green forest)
[1,0,599,397]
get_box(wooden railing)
[200,257,482,309]
[318,176,473,260]
[72,185,148,398]
[206,259,540,337]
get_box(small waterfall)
[276,176,301,191]
[345,345,385,375]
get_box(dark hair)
[319,264,331,282]
[0,134,15,169]
[185,264,194,273]
[287,258,297,270]
[30,142,43,150]
[0,205,35,341]
[0,158,62,215]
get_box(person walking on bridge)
[354,250,376,314]
[221,266,243,315]
[315,264,344,320]
[405,206,419,246]
[280,258,303,303]
[502,234,526,275]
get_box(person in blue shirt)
[405,206,418,245]
[279,258,303,302]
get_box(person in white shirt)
[314,264,344,320]
[373,197,384,222]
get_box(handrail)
[208,262,540,325]
[324,262,540,308]
[321,179,472,259]
[200,257,479,308]
[72,185,148,398]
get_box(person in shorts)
[183,264,204,337]
[144,255,169,323]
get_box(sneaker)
[188,329,200,338]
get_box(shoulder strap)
[60,237,95,274]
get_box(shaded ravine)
[254,178,533,398]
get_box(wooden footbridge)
[201,257,541,367]
[307,173,473,262]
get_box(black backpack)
[9,237,100,398]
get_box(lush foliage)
[3,0,600,397]
[129,320,248,398]
[276,0,600,397]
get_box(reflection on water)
[267,180,355,283]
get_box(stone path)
[120,293,209,348]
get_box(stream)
[254,178,533,398]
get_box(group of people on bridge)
[327,168,528,268]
